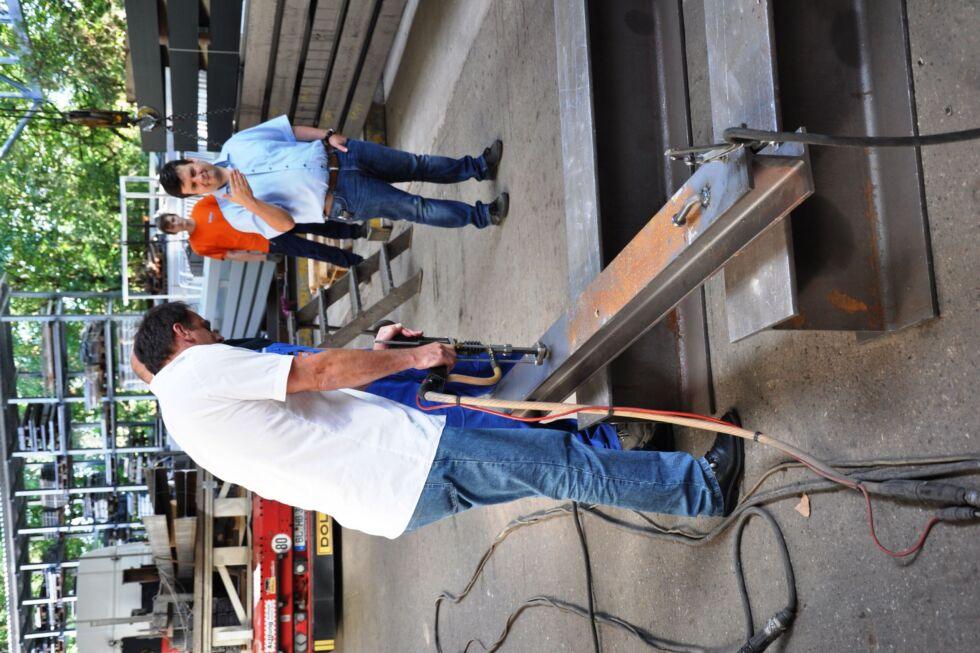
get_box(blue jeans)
[287,221,364,239]
[268,222,364,268]
[327,139,493,228]
[405,424,725,532]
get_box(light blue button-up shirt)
[213,115,330,238]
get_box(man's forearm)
[293,125,328,142]
[246,198,295,232]
[287,347,422,394]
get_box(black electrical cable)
[732,507,796,642]
[572,502,601,653]
[434,502,710,653]
[723,126,980,148]
[742,454,980,506]
[433,507,571,653]
[591,458,980,546]
[442,505,796,653]
[435,456,979,651]
[461,597,709,653]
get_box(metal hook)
[665,141,743,167]
[671,194,700,226]
[671,185,711,227]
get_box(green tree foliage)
[0,6,145,646]
[17,0,128,108]
[0,0,146,291]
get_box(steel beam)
[0,0,42,163]
[705,0,799,342]
[167,0,200,151]
[585,0,716,419]
[772,0,937,332]
[174,517,197,580]
[495,143,813,403]
[553,0,608,419]
[555,0,714,425]
[342,0,409,136]
[0,99,40,161]
[554,0,601,299]
[318,0,376,128]
[293,0,346,126]
[266,0,313,119]
[237,0,281,130]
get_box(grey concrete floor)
[336,1,980,651]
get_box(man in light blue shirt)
[158,115,508,239]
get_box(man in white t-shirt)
[134,302,744,539]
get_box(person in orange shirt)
[155,195,364,268]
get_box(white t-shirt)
[149,344,446,538]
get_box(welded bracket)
[494,143,813,403]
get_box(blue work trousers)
[367,367,621,450]
[327,139,492,229]
[405,425,725,532]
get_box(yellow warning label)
[315,513,333,556]
[313,640,335,651]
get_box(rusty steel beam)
[494,143,814,403]
[772,0,937,333]
[557,0,715,426]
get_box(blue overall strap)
[372,350,522,397]
[261,342,323,356]
[245,342,622,450]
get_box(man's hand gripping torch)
[368,321,548,400]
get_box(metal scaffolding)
[0,0,44,161]
[0,276,178,653]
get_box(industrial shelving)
[0,277,178,652]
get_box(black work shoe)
[483,139,503,180]
[703,409,744,517]
[489,192,510,225]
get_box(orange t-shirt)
[188,196,270,259]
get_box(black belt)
[323,139,341,215]
[325,146,340,191]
